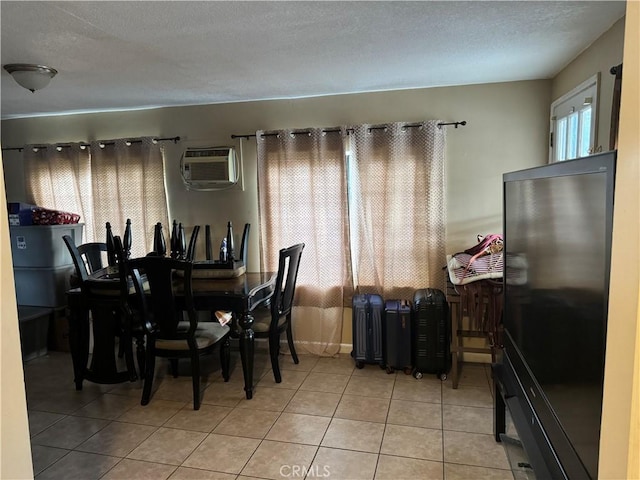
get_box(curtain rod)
[1,136,181,153]
[230,121,466,140]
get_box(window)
[550,74,599,162]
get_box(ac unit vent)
[181,146,237,189]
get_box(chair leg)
[190,349,201,410]
[286,320,299,364]
[220,336,231,382]
[170,359,179,378]
[269,334,282,383]
[141,345,156,406]
[135,335,146,380]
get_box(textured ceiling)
[0,1,626,120]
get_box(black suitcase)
[384,299,413,375]
[351,293,385,369]
[412,288,451,380]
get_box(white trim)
[549,73,600,163]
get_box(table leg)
[67,304,90,391]
[238,311,255,400]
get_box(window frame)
[549,73,600,163]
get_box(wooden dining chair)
[186,225,200,261]
[126,254,232,410]
[251,243,305,383]
[204,223,250,266]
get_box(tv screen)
[502,151,616,478]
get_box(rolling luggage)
[351,293,385,369]
[384,299,413,374]
[412,288,451,380]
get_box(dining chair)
[126,254,232,410]
[251,243,305,383]
[63,234,138,381]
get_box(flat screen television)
[499,151,616,479]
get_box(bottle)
[226,221,235,263]
[219,238,228,262]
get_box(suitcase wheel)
[385,366,395,374]
[403,367,412,376]
[413,370,423,380]
[355,361,364,369]
[439,373,447,381]
[379,363,386,370]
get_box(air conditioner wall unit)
[181,146,237,189]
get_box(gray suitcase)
[351,294,385,369]
[412,288,450,380]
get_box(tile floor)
[24,345,516,479]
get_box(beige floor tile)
[169,466,237,479]
[28,410,66,437]
[101,458,177,479]
[163,404,233,432]
[284,390,341,417]
[334,395,390,423]
[344,376,395,398]
[280,354,319,372]
[241,439,318,480]
[183,433,261,474]
[30,445,69,476]
[442,385,493,408]
[392,378,442,404]
[28,388,102,415]
[311,355,356,375]
[443,430,510,470]
[152,377,211,404]
[76,421,157,457]
[127,427,207,465]
[31,415,110,450]
[36,450,120,480]
[351,364,390,377]
[381,424,443,462]
[201,381,246,407]
[257,369,309,390]
[446,363,491,389]
[310,447,378,480]
[444,462,514,480]
[266,412,331,445]
[235,386,296,412]
[375,454,444,480]
[212,407,280,439]
[387,399,442,430]
[116,399,187,426]
[443,404,493,435]
[299,372,350,394]
[321,418,385,453]
[73,393,139,420]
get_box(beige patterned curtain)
[23,137,168,257]
[348,121,447,297]
[89,138,169,257]
[257,128,351,356]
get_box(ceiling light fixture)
[3,63,58,92]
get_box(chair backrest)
[270,243,305,320]
[127,255,195,339]
[186,225,201,261]
[239,223,250,267]
[63,234,90,284]
[77,242,107,273]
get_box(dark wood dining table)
[66,268,276,400]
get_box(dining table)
[66,266,276,400]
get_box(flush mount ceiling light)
[3,63,58,92]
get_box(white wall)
[2,80,551,262]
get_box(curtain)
[89,138,169,257]
[348,121,447,297]
[257,128,351,356]
[23,137,168,258]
